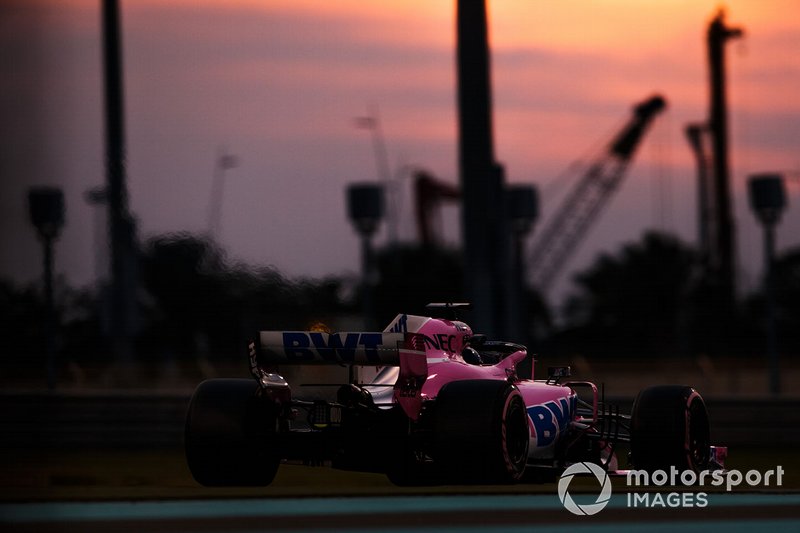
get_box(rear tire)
[630,385,710,472]
[434,380,529,484]
[185,378,280,486]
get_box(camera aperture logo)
[557,462,612,516]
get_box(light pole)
[747,173,787,396]
[354,108,396,245]
[28,187,65,390]
[346,183,384,331]
[85,186,109,283]
[207,148,239,239]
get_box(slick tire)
[185,378,280,486]
[630,385,710,472]
[434,380,529,484]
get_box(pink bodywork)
[383,314,578,459]
[257,313,581,459]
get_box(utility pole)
[457,0,507,337]
[707,9,743,306]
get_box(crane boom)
[528,95,667,290]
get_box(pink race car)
[185,303,724,486]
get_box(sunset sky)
[2,0,799,305]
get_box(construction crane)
[414,169,460,247]
[528,94,667,290]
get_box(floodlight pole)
[43,236,55,389]
[356,108,396,246]
[360,233,376,329]
[748,173,787,396]
[28,187,65,390]
[207,149,238,239]
[347,184,384,331]
[763,221,779,394]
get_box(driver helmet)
[450,321,473,354]
[461,346,483,365]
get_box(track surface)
[3,448,799,531]
[2,493,799,532]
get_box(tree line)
[1,231,798,385]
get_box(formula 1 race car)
[185,303,725,486]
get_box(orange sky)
[2,0,799,300]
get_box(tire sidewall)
[185,378,279,486]
[631,385,710,473]
[434,380,529,483]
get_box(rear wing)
[256,330,429,420]
[257,331,407,365]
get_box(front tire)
[434,380,529,484]
[630,385,710,472]
[185,378,280,486]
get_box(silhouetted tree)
[0,276,109,382]
[773,247,800,354]
[742,246,800,357]
[372,245,464,328]
[558,232,698,358]
[58,284,109,375]
[138,233,227,363]
[0,278,45,379]
[138,232,350,368]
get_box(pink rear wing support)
[393,333,429,421]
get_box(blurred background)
[1,0,799,399]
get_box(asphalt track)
[2,493,799,532]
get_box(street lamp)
[354,108,395,245]
[28,187,65,389]
[207,148,239,238]
[346,183,384,331]
[747,173,787,396]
